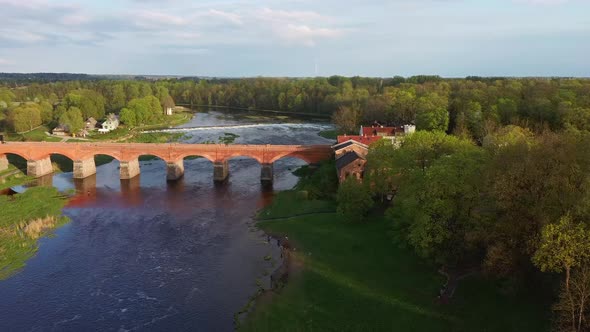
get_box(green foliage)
[295,160,339,200]
[533,215,590,274]
[38,101,53,124]
[318,129,337,139]
[64,89,105,120]
[118,107,136,128]
[392,148,486,265]
[8,104,42,132]
[416,92,449,131]
[127,95,163,126]
[336,177,374,222]
[59,107,84,135]
[218,132,239,144]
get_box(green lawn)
[4,126,62,142]
[0,187,69,279]
[242,193,550,332]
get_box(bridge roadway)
[0,142,333,184]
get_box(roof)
[337,135,382,145]
[332,139,369,150]
[336,151,365,170]
[361,126,397,136]
[53,125,67,132]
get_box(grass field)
[242,192,551,332]
[0,187,69,279]
[4,126,62,142]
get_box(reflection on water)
[0,110,334,331]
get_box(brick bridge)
[0,142,333,184]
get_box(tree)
[390,148,486,265]
[39,101,53,124]
[64,89,105,120]
[107,84,126,111]
[59,107,84,136]
[119,107,136,128]
[336,177,374,222]
[9,105,42,132]
[533,215,590,332]
[415,93,449,131]
[332,105,360,134]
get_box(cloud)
[135,10,187,27]
[0,58,13,65]
[208,9,243,25]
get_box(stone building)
[333,139,369,183]
[335,151,366,182]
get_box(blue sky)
[0,0,588,77]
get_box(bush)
[336,177,374,222]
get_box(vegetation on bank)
[0,187,69,279]
[0,164,33,191]
[243,191,549,332]
[317,129,337,140]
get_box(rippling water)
[0,110,334,332]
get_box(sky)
[0,0,588,77]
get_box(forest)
[1,76,590,141]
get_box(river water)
[0,110,334,332]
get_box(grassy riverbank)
[242,192,550,332]
[0,187,69,279]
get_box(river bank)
[0,187,70,279]
[242,191,551,331]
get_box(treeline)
[1,76,590,139]
[354,128,590,332]
[0,82,174,134]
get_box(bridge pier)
[0,154,7,171]
[120,159,140,180]
[213,161,229,182]
[73,158,96,179]
[27,156,53,178]
[166,160,184,181]
[261,163,273,186]
[74,173,96,194]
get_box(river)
[0,110,334,332]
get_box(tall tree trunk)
[566,267,577,332]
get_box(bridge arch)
[268,152,317,165]
[49,153,74,173]
[1,152,28,172]
[177,153,215,163]
[0,150,30,161]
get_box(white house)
[98,114,119,133]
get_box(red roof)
[361,126,399,136]
[337,135,383,145]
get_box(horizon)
[1,72,590,80]
[0,0,589,77]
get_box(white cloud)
[135,10,187,28]
[208,9,243,25]
[0,58,13,65]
